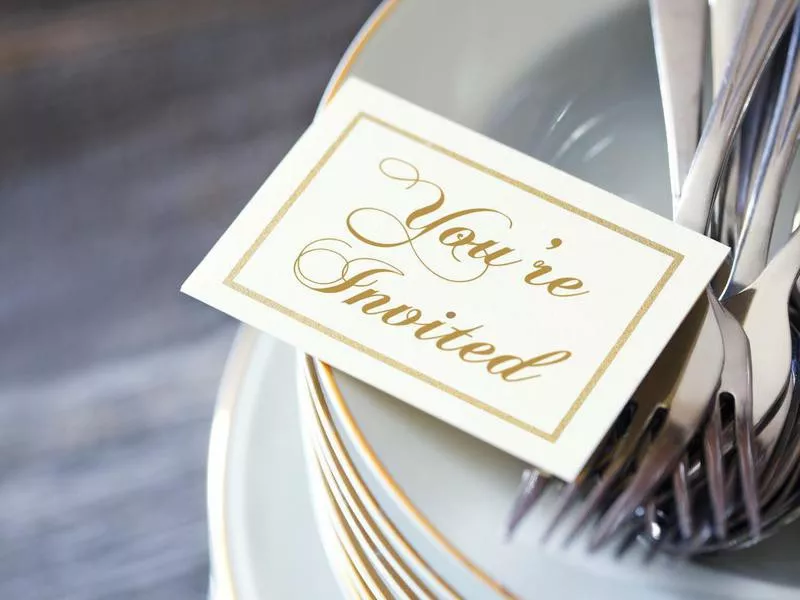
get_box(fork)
[587,0,798,549]
[665,5,800,543]
[709,0,749,247]
[727,11,800,298]
[506,0,795,542]
[651,0,756,542]
[722,9,800,495]
[727,218,800,491]
[662,238,800,551]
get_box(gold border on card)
[224,113,683,443]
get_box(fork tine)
[614,519,644,559]
[771,452,800,509]
[555,402,663,545]
[560,430,654,548]
[706,285,760,537]
[506,469,550,538]
[641,505,676,563]
[759,377,798,495]
[763,416,800,505]
[590,295,725,550]
[506,400,637,540]
[733,355,761,536]
[643,528,670,564]
[589,423,695,551]
[758,337,800,503]
[702,399,727,538]
[541,480,582,542]
[672,528,711,557]
[672,455,696,540]
[645,500,657,530]
[756,379,794,484]
[560,397,681,547]
[632,500,659,558]
[606,506,649,559]
[561,473,615,547]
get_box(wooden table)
[0,1,375,596]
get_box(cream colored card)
[182,78,728,480]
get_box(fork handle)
[756,216,800,300]
[727,12,800,295]
[675,0,798,234]
[649,0,706,210]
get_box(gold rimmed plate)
[301,383,427,598]
[314,355,800,599]
[303,425,391,599]
[216,0,800,597]
[298,354,464,599]
[304,454,366,599]
[208,331,344,599]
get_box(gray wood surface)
[0,1,376,597]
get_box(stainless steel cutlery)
[508,0,800,556]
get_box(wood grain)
[0,1,377,597]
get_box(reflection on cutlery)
[590,0,797,549]
[709,0,749,247]
[507,0,800,556]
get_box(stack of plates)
[208,0,800,597]
[208,329,800,599]
[295,356,800,600]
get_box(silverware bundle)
[507,0,800,555]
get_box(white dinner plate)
[302,388,428,598]
[208,330,343,599]
[298,357,458,599]
[303,420,388,598]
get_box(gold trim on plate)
[308,357,518,599]
[312,433,414,598]
[208,327,258,600]
[316,459,390,599]
[303,355,462,599]
[315,478,376,600]
[311,476,371,599]
[301,368,420,598]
